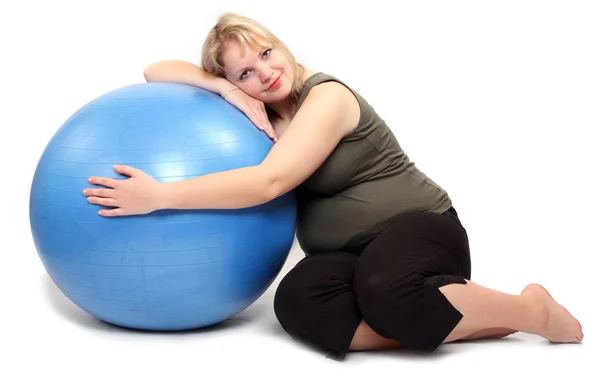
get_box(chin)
[263,88,290,102]
[271,92,291,104]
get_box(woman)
[83,13,583,359]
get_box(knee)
[273,267,307,329]
[354,270,438,349]
[354,270,422,314]
[273,259,330,334]
[353,270,457,353]
[273,255,355,340]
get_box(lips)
[267,74,281,91]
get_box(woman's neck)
[268,68,315,123]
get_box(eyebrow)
[234,48,267,77]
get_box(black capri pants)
[273,207,471,359]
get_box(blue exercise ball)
[29,83,297,330]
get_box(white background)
[1,0,598,380]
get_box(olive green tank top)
[294,72,453,254]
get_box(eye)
[240,70,250,80]
[239,50,271,80]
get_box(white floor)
[4,237,596,382]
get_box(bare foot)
[460,327,518,341]
[521,283,584,343]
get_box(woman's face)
[221,39,294,103]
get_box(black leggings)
[273,207,471,359]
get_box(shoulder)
[299,75,360,135]
[299,72,356,104]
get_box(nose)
[257,65,273,83]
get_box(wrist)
[155,182,172,211]
[221,87,240,99]
[217,79,239,98]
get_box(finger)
[242,105,262,129]
[98,208,126,217]
[248,112,264,131]
[87,196,119,207]
[83,187,116,198]
[264,125,276,142]
[113,164,139,177]
[259,105,274,134]
[253,109,275,140]
[260,113,272,136]
[88,176,118,189]
[265,121,277,142]
[260,115,276,141]
[257,107,270,130]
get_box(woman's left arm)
[84,82,359,216]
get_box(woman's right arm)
[143,60,276,141]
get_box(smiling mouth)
[267,74,281,90]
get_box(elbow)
[266,176,297,204]
[256,165,292,204]
[143,66,156,83]
[261,168,286,203]
[143,62,163,82]
[264,178,281,204]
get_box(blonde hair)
[201,13,306,107]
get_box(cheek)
[283,60,294,76]
[242,81,262,95]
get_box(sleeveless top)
[294,72,453,255]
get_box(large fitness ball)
[29,83,297,330]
